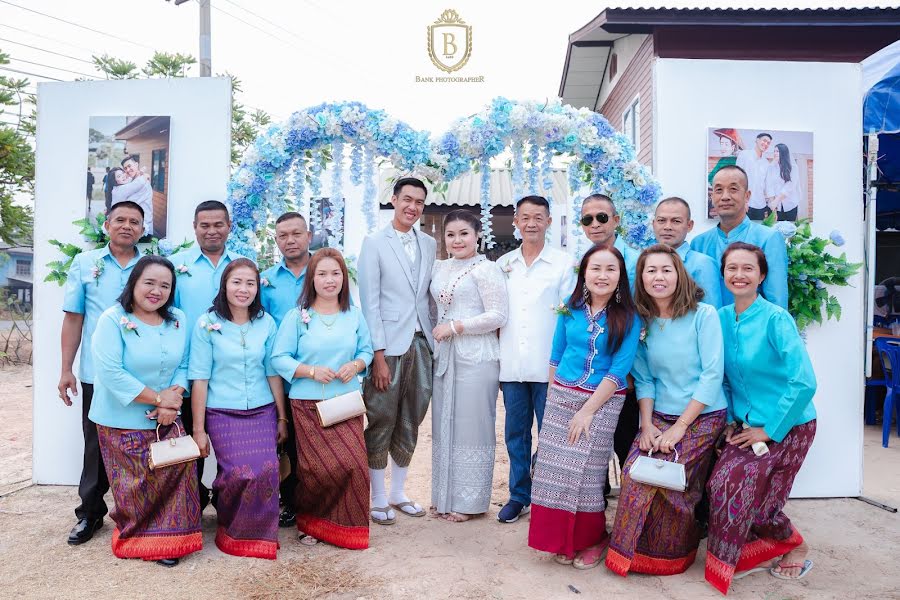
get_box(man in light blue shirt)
[168,200,246,509]
[169,201,246,329]
[260,212,312,327]
[258,211,312,526]
[57,201,143,546]
[652,197,722,308]
[578,194,639,288]
[691,165,789,308]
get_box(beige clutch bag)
[316,385,366,428]
[148,422,201,470]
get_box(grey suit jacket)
[358,224,436,356]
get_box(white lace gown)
[430,255,508,514]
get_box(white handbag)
[148,422,201,471]
[315,385,366,428]
[629,449,687,492]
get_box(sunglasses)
[580,212,611,226]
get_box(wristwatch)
[155,393,161,405]
[309,366,316,378]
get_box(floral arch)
[225,98,662,258]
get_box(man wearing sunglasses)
[579,194,638,288]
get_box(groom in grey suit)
[359,177,436,525]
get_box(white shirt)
[764,160,802,212]
[736,149,770,210]
[112,176,154,236]
[498,245,576,382]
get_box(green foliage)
[91,54,139,79]
[0,50,35,245]
[227,73,272,166]
[764,216,862,333]
[142,52,196,78]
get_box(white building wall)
[32,78,233,484]
[596,34,650,110]
[654,58,864,497]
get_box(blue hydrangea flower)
[829,230,845,247]
[775,221,798,239]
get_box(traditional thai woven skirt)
[528,384,624,558]
[291,398,370,549]
[705,419,817,595]
[206,403,280,559]
[607,409,727,576]
[97,422,202,560]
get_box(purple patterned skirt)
[206,403,280,559]
[607,409,727,576]
[97,422,202,560]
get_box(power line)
[0,0,155,50]
[218,0,306,42]
[10,57,96,79]
[0,36,95,65]
[207,2,297,48]
[0,66,63,81]
[0,23,96,55]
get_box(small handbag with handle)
[315,383,366,427]
[629,449,687,492]
[148,422,201,471]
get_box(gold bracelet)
[155,393,162,405]
[309,366,316,378]
[677,417,691,428]
[277,417,289,423]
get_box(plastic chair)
[874,337,900,447]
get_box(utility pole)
[166,0,211,76]
[199,0,211,76]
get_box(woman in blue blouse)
[189,257,286,560]
[272,248,373,550]
[705,242,817,595]
[528,245,641,569]
[89,256,200,567]
[607,244,727,577]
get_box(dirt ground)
[2,363,899,600]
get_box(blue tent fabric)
[865,61,900,135]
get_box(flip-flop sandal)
[770,559,813,581]
[391,501,426,517]
[298,533,318,546]
[573,540,610,570]
[370,506,396,525]
[553,554,575,565]
[734,565,774,580]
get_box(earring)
[615,286,621,304]
[583,284,590,304]
[479,235,486,253]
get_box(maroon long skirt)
[705,419,817,595]
[291,399,370,549]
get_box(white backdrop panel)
[33,77,232,484]
[654,59,864,497]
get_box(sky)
[2,0,895,135]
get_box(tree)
[142,51,196,78]
[91,54,139,79]
[0,51,35,245]
[227,73,271,165]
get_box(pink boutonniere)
[551,302,572,317]
[300,308,312,329]
[176,264,191,277]
[261,277,274,288]
[91,258,105,285]
[199,319,222,334]
[119,315,140,337]
[639,327,648,342]
[501,262,514,278]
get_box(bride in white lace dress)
[429,210,508,522]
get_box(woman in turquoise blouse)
[272,248,373,550]
[89,256,200,567]
[188,257,286,560]
[607,244,727,577]
[528,245,641,569]
[705,242,817,595]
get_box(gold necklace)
[318,312,338,329]
[239,321,252,347]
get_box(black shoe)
[279,507,296,528]
[497,501,530,524]
[67,518,103,545]
[156,558,179,567]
